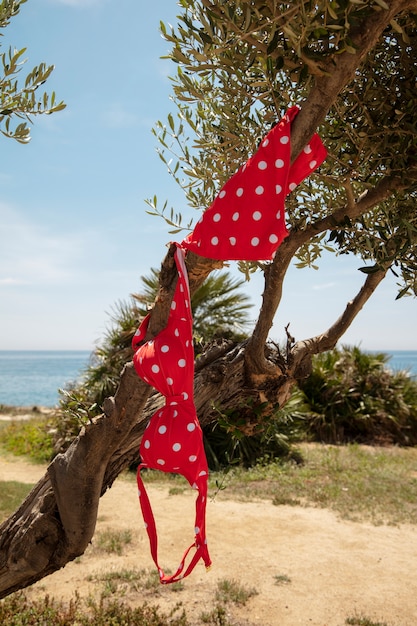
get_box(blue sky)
[0,0,415,352]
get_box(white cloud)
[100,104,140,129]
[0,277,25,286]
[0,203,87,287]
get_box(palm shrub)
[186,271,253,346]
[297,346,417,445]
[204,389,308,469]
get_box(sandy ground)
[1,453,417,626]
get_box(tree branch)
[307,174,411,236]
[244,239,297,378]
[246,169,410,376]
[290,266,388,374]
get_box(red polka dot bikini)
[133,244,210,583]
[132,106,326,583]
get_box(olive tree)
[1,0,416,598]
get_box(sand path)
[1,454,416,625]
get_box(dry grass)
[208,443,417,526]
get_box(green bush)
[297,346,417,445]
[0,417,55,462]
[203,391,307,469]
[214,578,258,605]
[0,481,34,522]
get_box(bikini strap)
[137,465,211,583]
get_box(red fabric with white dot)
[132,244,211,584]
[182,105,327,261]
[132,107,327,584]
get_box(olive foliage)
[0,0,65,143]
[149,0,417,298]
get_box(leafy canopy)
[148,0,417,297]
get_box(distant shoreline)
[0,406,55,421]
[0,350,91,354]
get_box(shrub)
[214,578,258,605]
[297,346,417,445]
[0,482,34,522]
[94,528,132,556]
[0,416,55,462]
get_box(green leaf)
[395,286,410,300]
[358,265,381,274]
[327,5,338,20]
[167,112,175,132]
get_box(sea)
[0,349,416,408]
[0,350,91,408]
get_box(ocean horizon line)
[1,348,417,353]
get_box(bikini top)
[182,105,327,261]
[132,106,327,584]
[132,244,211,584]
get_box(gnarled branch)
[290,266,388,375]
